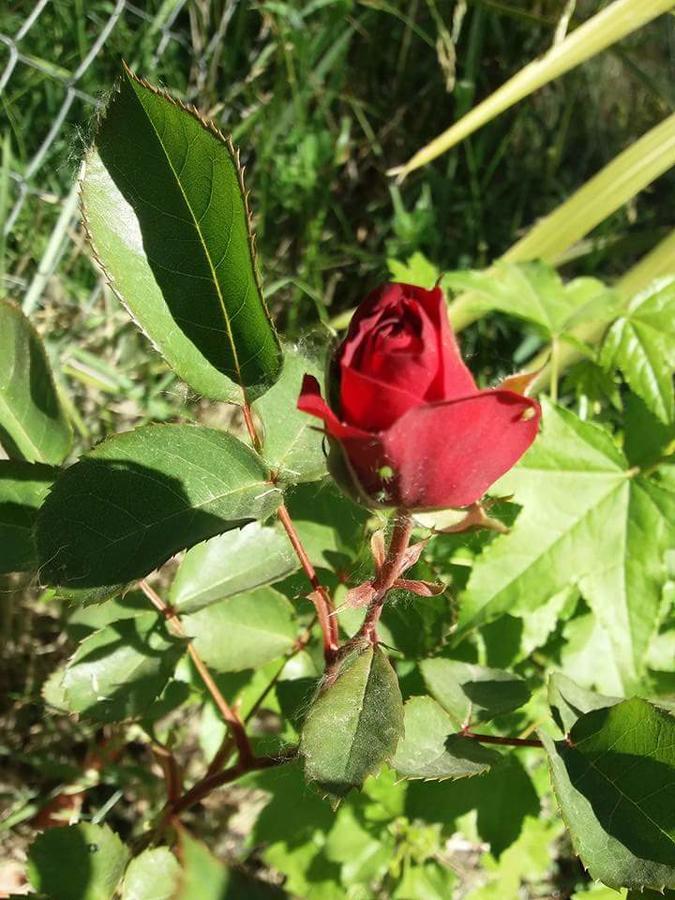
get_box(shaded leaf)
[301,645,404,796]
[27,823,129,900]
[183,587,296,672]
[170,522,296,613]
[36,424,282,603]
[548,671,621,735]
[600,277,675,423]
[392,696,500,780]
[82,67,281,401]
[253,343,328,484]
[542,698,675,890]
[420,658,530,727]
[0,299,71,464]
[62,612,184,722]
[0,460,54,574]
[458,401,675,689]
[121,847,180,900]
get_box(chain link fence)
[0,0,219,316]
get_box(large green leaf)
[392,696,499,780]
[253,343,328,484]
[121,847,180,900]
[0,299,71,464]
[600,277,675,424]
[36,424,282,603]
[420,659,530,727]
[182,586,297,672]
[0,460,54,574]
[27,823,129,900]
[81,66,281,402]
[61,612,184,722]
[457,401,675,689]
[301,645,404,797]
[542,699,675,890]
[170,522,296,613]
[548,672,621,735]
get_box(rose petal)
[416,285,477,401]
[382,390,541,509]
[340,366,425,430]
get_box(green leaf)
[301,645,404,797]
[420,659,530,727]
[27,822,129,900]
[253,342,328,484]
[170,522,296,613]
[81,66,281,402]
[0,460,54,574]
[443,262,618,338]
[623,393,675,468]
[183,587,297,672]
[457,401,675,689]
[62,612,184,722]
[36,424,282,603]
[121,847,180,900]
[548,672,621,735]
[0,299,71,464]
[600,277,675,423]
[542,698,675,890]
[392,861,456,900]
[392,696,500,780]
[175,829,286,899]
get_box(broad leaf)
[183,586,297,672]
[170,522,296,613]
[0,299,71,464]
[542,698,675,890]
[548,671,621,734]
[420,659,530,726]
[61,613,184,722]
[253,343,328,484]
[36,424,282,602]
[392,696,499,780]
[600,277,675,423]
[81,66,281,402]
[457,401,675,688]
[0,460,54,574]
[27,823,129,900]
[301,645,404,796]
[444,262,618,339]
[121,847,180,900]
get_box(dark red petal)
[382,390,541,509]
[297,374,366,441]
[417,285,477,401]
[340,366,424,431]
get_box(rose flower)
[298,282,541,510]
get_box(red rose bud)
[298,282,541,510]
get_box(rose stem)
[139,579,253,766]
[240,399,339,664]
[460,730,543,749]
[151,740,183,804]
[361,511,414,643]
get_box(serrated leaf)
[27,822,129,900]
[0,460,54,574]
[0,300,71,463]
[183,586,296,672]
[392,696,499,780]
[420,659,530,727]
[542,698,675,890]
[121,847,180,900]
[36,424,282,603]
[600,277,675,423]
[457,400,675,689]
[301,645,404,797]
[81,66,281,402]
[253,342,328,484]
[62,612,184,722]
[169,522,296,613]
[548,672,621,734]
[443,262,618,338]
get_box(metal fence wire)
[0,0,205,315]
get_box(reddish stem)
[360,512,413,643]
[461,730,543,749]
[139,579,253,766]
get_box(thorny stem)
[139,579,253,766]
[360,511,414,643]
[241,397,339,665]
[151,740,183,804]
[460,730,544,749]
